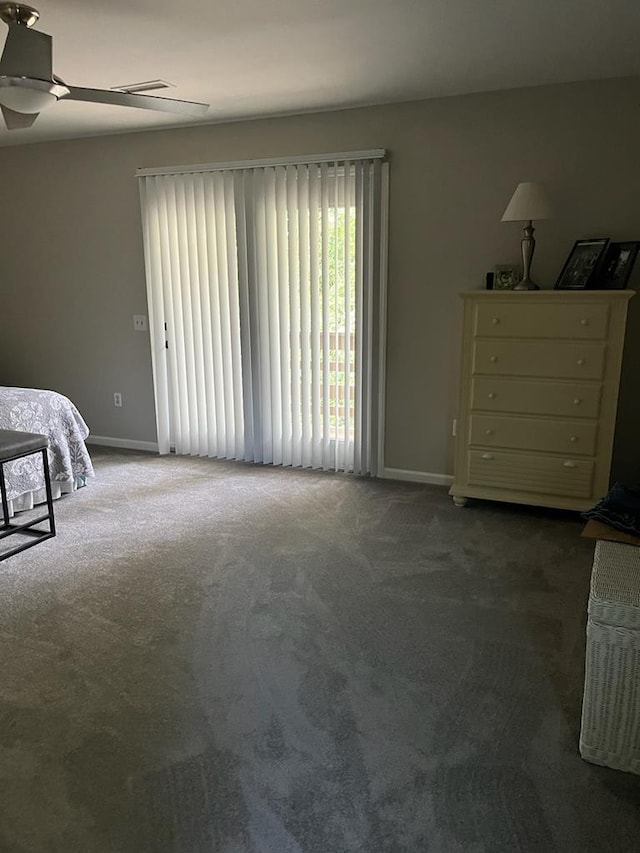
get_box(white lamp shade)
[501,181,552,222]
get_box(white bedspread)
[0,386,94,513]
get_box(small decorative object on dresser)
[597,241,640,290]
[493,264,522,290]
[449,290,634,512]
[555,238,610,290]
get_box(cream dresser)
[449,290,634,511]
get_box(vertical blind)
[138,152,387,475]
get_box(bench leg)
[0,461,9,527]
[41,448,56,537]
[0,449,56,561]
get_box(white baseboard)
[381,467,453,486]
[84,442,450,481]
[86,435,159,453]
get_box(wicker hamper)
[580,539,640,774]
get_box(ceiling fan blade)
[63,86,209,117]
[1,104,38,129]
[0,24,52,79]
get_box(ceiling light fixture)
[0,76,67,113]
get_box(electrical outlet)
[133,314,147,331]
[113,392,123,407]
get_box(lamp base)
[514,277,540,291]
[516,222,540,291]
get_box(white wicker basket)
[580,539,640,774]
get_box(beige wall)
[1,77,639,479]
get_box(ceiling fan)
[0,2,208,130]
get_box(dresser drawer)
[467,449,595,498]
[471,377,602,419]
[473,341,606,380]
[474,301,610,340]
[469,414,598,456]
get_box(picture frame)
[493,264,522,291]
[554,238,610,290]
[595,241,640,290]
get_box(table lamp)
[501,181,552,290]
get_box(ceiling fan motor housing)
[0,3,40,28]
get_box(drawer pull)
[580,319,590,327]
[569,435,578,443]
[485,429,494,436]
[481,453,494,460]
[577,358,585,366]
[489,355,498,363]
[562,461,577,468]
[491,317,500,325]
[573,398,582,405]
[487,392,496,400]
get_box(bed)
[0,386,94,516]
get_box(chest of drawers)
[449,291,634,511]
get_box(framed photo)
[595,241,640,290]
[555,238,609,290]
[493,264,522,290]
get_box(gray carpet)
[1,447,639,852]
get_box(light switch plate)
[134,314,147,331]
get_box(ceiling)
[1,0,639,146]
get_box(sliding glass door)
[139,152,387,475]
